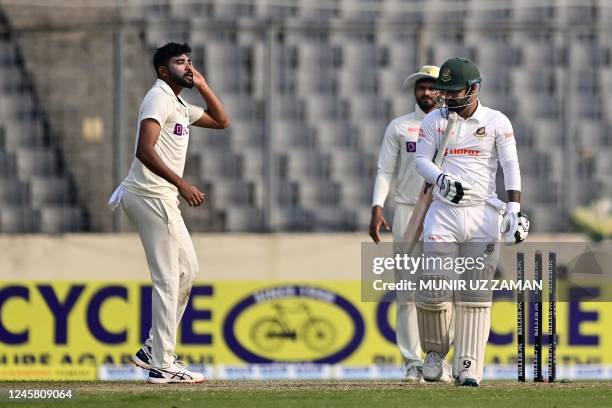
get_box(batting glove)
[501,202,530,245]
[436,173,472,204]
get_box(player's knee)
[415,275,453,306]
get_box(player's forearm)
[135,146,183,188]
[195,82,230,128]
[372,170,392,207]
[415,156,443,184]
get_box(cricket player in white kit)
[369,65,445,382]
[414,58,529,386]
[108,42,229,383]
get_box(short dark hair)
[153,42,192,76]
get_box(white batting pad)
[453,302,491,381]
[416,301,453,355]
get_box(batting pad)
[453,302,491,381]
[416,300,453,356]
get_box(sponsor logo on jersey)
[173,123,189,136]
[474,126,487,138]
[504,132,514,140]
[406,141,416,152]
[445,148,480,156]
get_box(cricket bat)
[401,111,458,254]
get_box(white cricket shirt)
[372,103,427,207]
[416,101,521,206]
[122,79,204,199]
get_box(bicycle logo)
[250,302,336,353]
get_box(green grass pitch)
[1,381,612,407]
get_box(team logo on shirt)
[474,126,487,138]
[406,141,416,152]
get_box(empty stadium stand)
[1,0,611,233]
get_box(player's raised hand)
[178,180,206,207]
[369,205,390,244]
[188,63,207,88]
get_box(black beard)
[170,71,194,89]
[417,97,435,112]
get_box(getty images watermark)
[360,241,612,302]
[370,252,541,292]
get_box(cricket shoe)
[148,362,206,384]
[131,345,182,370]
[131,345,153,369]
[403,363,424,383]
[422,351,452,383]
[457,369,479,387]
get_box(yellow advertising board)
[0,281,610,378]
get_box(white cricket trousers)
[392,203,422,367]
[121,190,199,368]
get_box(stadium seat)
[28,176,71,207]
[523,205,566,233]
[222,207,264,231]
[168,0,213,18]
[339,0,381,21]
[380,0,425,23]
[348,97,390,122]
[530,120,563,150]
[280,151,331,179]
[15,148,58,178]
[424,0,468,24]
[314,121,358,150]
[227,121,265,150]
[329,150,376,178]
[0,151,15,176]
[204,178,258,207]
[356,121,387,153]
[0,177,27,205]
[555,0,596,25]
[466,0,512,25]
[144,18,189,47]
[338,176,373,206]
[269,206,312,231]
[270,120,316,151]
[189,126,232,151]
[303,94,347,122]
[521,178,560,205]
[0,206,38,233]
[0,121,46,149]
[39,206,84,234]
[512,0,554,24]
[296,179,340,207]
[198,151,241,179]
[308,204,357,231]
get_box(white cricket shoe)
[457,369,480,387]
[439,360,452,383]
[131,344,153,370]
[422,351,452,383]
[403,363,424,383]
[148,362,206,384]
